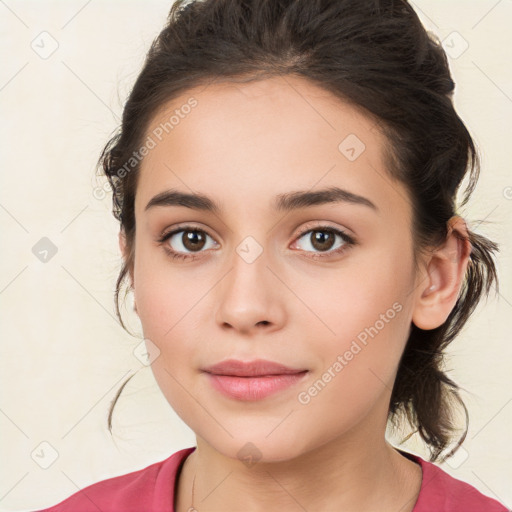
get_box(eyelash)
[157,224,357,262]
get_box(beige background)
[1,0,511,510]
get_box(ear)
[119,229,138,315]
[411,216,472,330]
[118,229,135,290]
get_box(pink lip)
[202,359,309,401]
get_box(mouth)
[203,358,308,377]
[202,359,309,401]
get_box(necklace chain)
[190,472,196,511]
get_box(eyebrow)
[144,186,378,214]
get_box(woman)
[35,0,508,510]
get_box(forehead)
[135,75,409,223]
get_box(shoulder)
[32,447,196,512]
[402,451,510,512]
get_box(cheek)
[133,240,202,339]
[132,252,204,420]
[295,247,414,391]
[291,280,412,446]
[132,244,217,393]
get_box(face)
[129,75,422,462]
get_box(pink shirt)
[35,447,509,511]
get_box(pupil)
[312,231,334,251]
[184,231,205,251]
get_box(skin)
[119,75,471,511]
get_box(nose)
[214,245,286,336]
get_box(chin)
[198,426,317,466]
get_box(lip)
[202,358,308,377]
[202,359,309,401]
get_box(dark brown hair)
[99,0,499,463]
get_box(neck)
[175,432,422,512]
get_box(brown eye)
[293,227,354,257]
[309,230,336,252]
[160,228,217,257]
[181,230,207,251]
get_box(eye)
[157,226,218,261]
[157,224,356,262]
[291,226,355,258]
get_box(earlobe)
[412,216,471,330]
